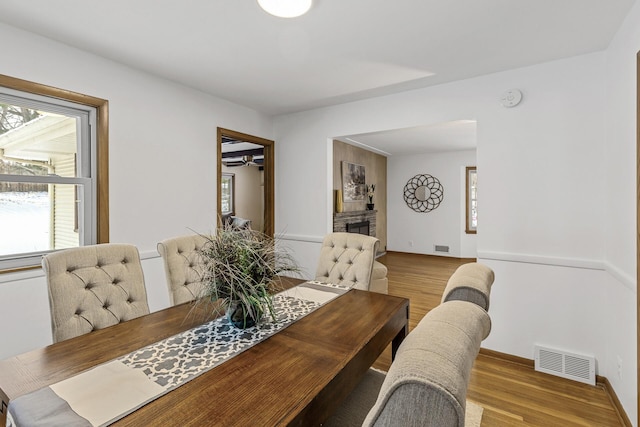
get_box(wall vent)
[434,245,449,253]
[534,345,595,385]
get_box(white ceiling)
[0,0,633,117]
[339,120,477,156]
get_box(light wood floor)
[372,251,625,427]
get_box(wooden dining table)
[0,283,409,426]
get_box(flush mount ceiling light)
[257,0,312,18]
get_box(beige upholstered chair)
[157,234,207,305]
[42,244,150,343]
[325,300,491,427]
[441,262,494,311]
[315,232,381,292]
[371,260,389,294]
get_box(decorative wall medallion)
[403,174,444,212]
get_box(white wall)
[274,51,636,421]
[0,23,273,358]
[602,0,640,422]
[387,150,476,258]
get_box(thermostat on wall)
[500,89,522,107]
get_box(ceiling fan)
[223,155,264,167]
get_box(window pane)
[465,167,477,233]
[221,174,234,215]
[0,103,78,178]
[0,183,80,257]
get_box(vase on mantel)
[366,203,374,210]
[336,189,344,213]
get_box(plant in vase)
[196,223,300,328]
[366,184,375,210]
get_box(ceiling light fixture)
[257,0,312,18]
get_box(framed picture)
[342,161,366,202]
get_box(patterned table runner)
[7,281,349,427]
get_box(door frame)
[217,127,274,236]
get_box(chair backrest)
[363,300,491,427]
[315,232,380,290]
[441,262,494,310]
[157,234,207,305]
[42,244,150,343]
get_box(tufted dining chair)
[315,232,381,292]
[157,234,207,306]
[42,244,150,343]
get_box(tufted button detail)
[112,279,119,285]
[127,298,133,303]
[121,258,127,264]
[95,264,101,269]
[348,260,353,264]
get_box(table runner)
[6,281,349,427]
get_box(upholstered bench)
[441,262,494,311]
[325,300,491,427]
[324,262,495,427]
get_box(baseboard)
[598,376,633,427]
[479,348,534,368]
[478,348,631,426]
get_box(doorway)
[217,128,274,236]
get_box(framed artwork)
[342,161,366,202]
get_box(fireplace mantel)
[333,210,377,237]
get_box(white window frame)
[221,173,235,215]
[465,166,477,234]
[0,89,98,270]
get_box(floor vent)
[534,345,595,385]
[434,245,449,253]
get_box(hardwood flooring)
[372,251,625,427]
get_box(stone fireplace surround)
[333,210,377,237]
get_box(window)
[465,166,477,234]
[0,75,108,271]
[221,173,235,215]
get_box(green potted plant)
[196,223,300,328]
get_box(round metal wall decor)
[403,174,444,212]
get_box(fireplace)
[333,210,377,237]
[347,220,370,236]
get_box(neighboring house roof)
[0,114,76,163]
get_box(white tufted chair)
[315,232,381,292]
[42,244,150,343]
[157,234,207,306]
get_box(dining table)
[0,278,409,426]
